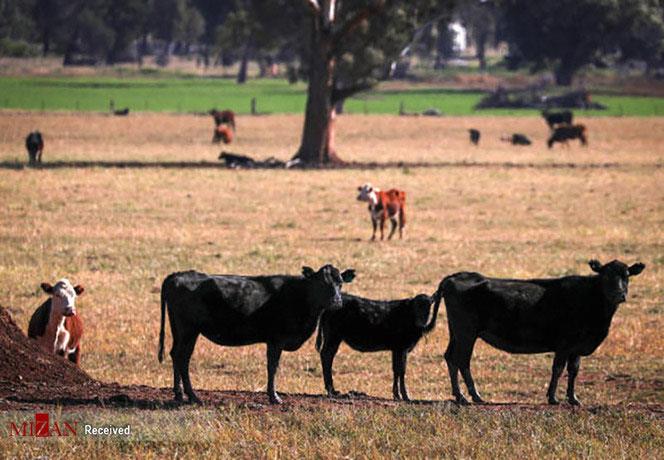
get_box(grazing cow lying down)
[501,133,532,145]
[316,289,443,400]
[213,125,234,144]
[469,129,480,145]
[547,124,587,148]
[209,109,236,130]
[25,131,44,165]
[439,259,645,405]
[28,279,85,365]
[357,183,406,241]
[159,265,355,404]
[542,110,573,129]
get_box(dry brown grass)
[0,112,662,456]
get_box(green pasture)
[1,76,664,116]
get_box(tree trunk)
[292,17,343,165]
[476,31,487,71]
[237,43,250,84]
[42,31,50,57]
[554,60,577,86]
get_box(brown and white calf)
[28,279,84,365]
[357,183,406,241]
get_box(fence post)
[251,97,257,115]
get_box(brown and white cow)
[209,109,236,131]
[28,279,84,365]
[212,124,234,144]
[357,183,406,241]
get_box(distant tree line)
[1,0,663,87]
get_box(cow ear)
[74,285,85,295]
[628,263,645,277]
[340,269,356,283]
[41,283,54,294]
[588,260,603,273]
[357,186,362,191]
[302,266,315,278]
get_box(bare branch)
[305,0,320,14]
[331,81,374,104]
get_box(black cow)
[469,129,480,146]
[542,110,573,129]
[440,259,645,405]
[25,131,44,165]
[501,133,532,146]
[158,265,355,404]
[316,290,442,401]
[548,124,587,148]
[114,108,130,116]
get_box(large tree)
[292,0,453,166]
[500,0,664,86]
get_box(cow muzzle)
[64,308,76,317]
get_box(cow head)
[357,183,378,204]
[302,265,355,310]
[41,279,84,317]
[589,259,645,304]
[411,294,435,329]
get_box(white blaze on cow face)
[357,183,379,206]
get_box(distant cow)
[469,129,480,146]
[28,279,85,365]
[439,259,645,405]
[114,108,130,116]
[213,125,234,144]
[317,289,443,401]
[158,265,356,404]
[25,131,44,165]
[357,183,406,241]
[501,133,532,146]
[542,110,573,129]
[547,124,587,148]
[209,109,236,131]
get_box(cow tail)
[423,288,443,334]
[158,280,167,363]
[315,315,326,353]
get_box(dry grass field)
[0,111,662,457]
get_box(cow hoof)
[188,396,202,405]
[269,394,283,405]
[568,397,581,406]
[173,393,183,403]
[455,395,470,405]
[326,390,340,398]
[548,397,560,405]
[471,396,485,404]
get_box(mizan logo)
[9,413,77,437]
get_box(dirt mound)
[0,305,98,396]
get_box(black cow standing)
[439,259,645,405]
[469,129,480,146]
[316,290,443,401]
[158,265,355,404]
[25,131,44,165]
[548,124,588,148]
[542,110,573,129]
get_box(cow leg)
[444,338,468,404]
[460,365,483,403]
[546,353,567,405]
[453,337,483,403]
[391,350,402,400]
[398,210,405,239]
[267,343,283,404]
[320,337,342,397]
[394,350,410,401]
[371,218,377,241]
[68,346,81,365]
[172,332,200,404]
[379,216,386,240]
[387,217,398,240]
[566,355,581,406]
